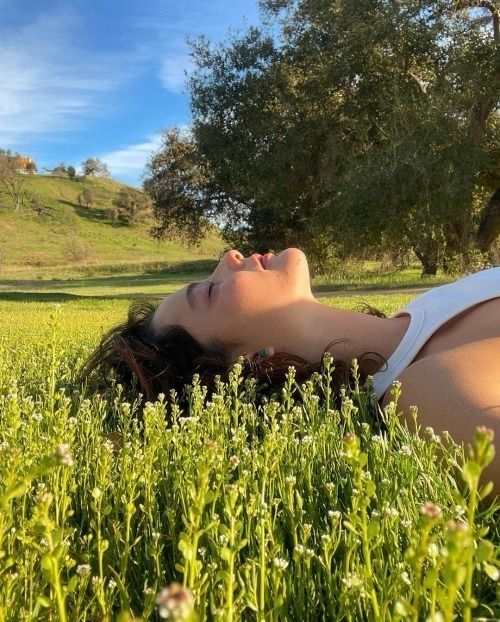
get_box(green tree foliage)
[78,188,95,208]
[49,162,68,176]
[82,158,110,178]
[66,166,76,181]
[154,0,499,274]
[144,128,227,244]
[112,187,152,224]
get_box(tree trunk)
[414,238,439,276]
[476,187,500,253]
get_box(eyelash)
[208,281,214,297]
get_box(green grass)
[0,293,498,621]
[0,262,219,299]
[0,173,224,279]
[312,262,456,291]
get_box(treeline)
[46,158,110,180]
[143,0,499,275]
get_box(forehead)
[152,287,187,332]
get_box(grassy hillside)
[0,173,223,278]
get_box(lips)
[261,253,272,270]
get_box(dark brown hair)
[80,299,387,408]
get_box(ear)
[254,346,275,359]
[230,346,275,364]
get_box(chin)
[281,247,310,286]
[282,247,307,259]
[282,247,308,267]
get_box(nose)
[223,249,244,269]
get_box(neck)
[277,298,410,368]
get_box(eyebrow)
[186,281,201,310]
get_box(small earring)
[256,348,268,358]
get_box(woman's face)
[152,248,313,356]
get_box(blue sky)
[0,0,261,186]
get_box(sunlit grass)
[0,297,498,620]
[312,262,456,291]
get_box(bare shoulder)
[381,337,500,497]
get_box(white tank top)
[371,267,500,400]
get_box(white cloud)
[160,50,193,93]
[136,0,260,94]
[0,10,146,145]
[99,133,164,180]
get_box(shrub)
[64,236,91,263]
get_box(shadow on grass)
[0,291,164,303]
[0,291,163,302]
[58,200,111,225]
[58,200,137,228]
[0,259,218,294]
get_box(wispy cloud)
[0,9,146,146]
[134,0,260,94]
[160,50,193,93]
[98,134,164,183]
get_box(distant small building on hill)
[0,154,37,173]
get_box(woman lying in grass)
[83,248,500,496]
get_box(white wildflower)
[427,543,439,559]
[401,571,411,586]
[454,505,466,516]
[273,557,289,570]
[76,564,91,576]
[54,444,73,466]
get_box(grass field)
[0,283,499,621]
[0,173,224,279]
[1,176,498,618]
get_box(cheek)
[224,274,270,315]
[216,282,253,325]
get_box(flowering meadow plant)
[0,303,498,621]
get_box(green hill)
[0,173,223,278]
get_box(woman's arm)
[381,338,500,500]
